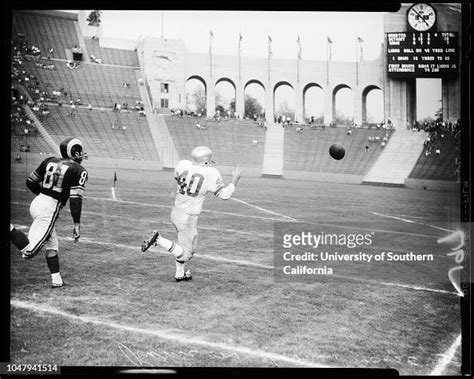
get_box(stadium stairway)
[135,70,179,169]
[362,128,427,186]
[13,83,60,155]
[21,105,60,155]
[262,123,285,176]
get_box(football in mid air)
[329,144,345,160]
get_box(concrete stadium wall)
[13,155,457,191]
[404,178,458,192]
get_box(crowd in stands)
[421,121,460,157]
[113,100,145,116]
[11,94,38,139]
[410,119,460,134]
[90,54,102,64]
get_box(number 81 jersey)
[173,159,224,216]
[30,156,88,206]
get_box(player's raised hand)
[73,223,81,242]
[232,165,243,185]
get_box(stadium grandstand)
[10,9,460,189]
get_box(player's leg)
[141,207,186,257]
[22,196,62,259]
[45,229,64,288]
[10,224,30,251]
[175,229,198,281]
[174,217,198,280]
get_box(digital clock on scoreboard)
[386,31,458,78]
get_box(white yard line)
[16,234,451,296]
[86,196,295,222]
[371,212,454,233]
[11,188,295,222]
[230,197,298,222]
[11,299,329,368]
[430,333,462,375]
[10,202,273,238]
[10,200,440,239]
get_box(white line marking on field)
[50,236,456,296]
[230,197,298,222]
[11,299,329,368]
[10,201,441,239]
[371,212,454,233]
[11,188,295,222]
[111,187,117,201]
[430,333,462,375]
[10,203,274,239]
[89,195,294,222]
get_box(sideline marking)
[11,188,294,222]
[430,333,462,375]
[230,197,298,222]
[10,200,441,239]
[34,234,456,296]
[371,212,454,233]
[11,299,328,368]
[10,202,273,238]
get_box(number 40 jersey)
[29,156,88,206]
[174,159,225,216]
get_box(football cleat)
[51,282,66,288]
[175,270,192,282]
[141,230,159,252]
[21,250,39,260]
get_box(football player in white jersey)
[141,146,242,281]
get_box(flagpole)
[268,35,271,83]
[356,36,359,86]
[238,33,242,81]
[326,39,329,85]
[209,31,213,79]
[161,12,164,39]
[326,36,331,85]
[296,35,300,83]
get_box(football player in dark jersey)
[18,137,88,288]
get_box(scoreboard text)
[387,32,458,78]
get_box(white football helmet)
[191,146,215,166]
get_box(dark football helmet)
[59,137,88,163]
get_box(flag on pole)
[268,35,272,57]
[209,30,214,77]
[297,35,302,60]
[238,33,242,80]
[357,36,364,61]
[327,35,333,61]
[113,170,117,187]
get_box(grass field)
[9,159,463,374]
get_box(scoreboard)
[386,32,459,78]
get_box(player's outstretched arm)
[217,166,242,200]
[231,165,242,187]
